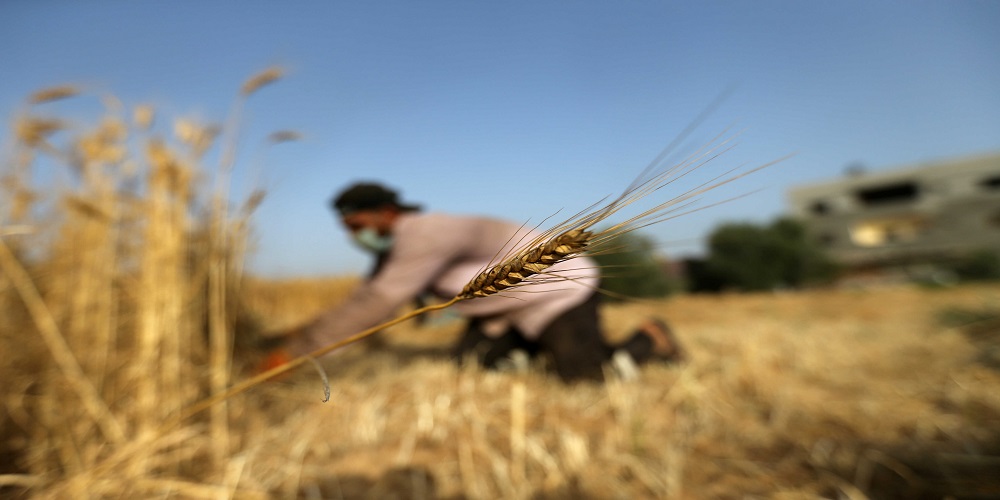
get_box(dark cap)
[331,182,421,216]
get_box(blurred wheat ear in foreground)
[0,69,289,498]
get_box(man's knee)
[452,324,534,370]
[539,324,608,382]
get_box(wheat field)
[229,281,1000,499]
[2,74,999,499]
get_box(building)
[787,152,1000,269]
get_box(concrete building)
[788,152,1000,269]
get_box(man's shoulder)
[399,212,514,229]
[396,212,526,244]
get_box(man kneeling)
[263,182,684,382]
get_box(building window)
[855,181,920,206]
[810,200,831,215]
[850,216,928,247]
[980,175,1000,190]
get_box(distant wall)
[787,153,1000,268]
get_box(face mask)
[352,227,394,254]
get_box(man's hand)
[256,347,294,375]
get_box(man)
[265,182,683,382]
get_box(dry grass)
[243,276,360,332]
[2,75,999,499]
[220,281,1000,499]
[0,70,283,498]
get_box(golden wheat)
[240,67,284,96]
[460,228,592,298]
[132,104,155,131]
[0,68,288,497]
[14,116,64,149]
[28,85,80,104]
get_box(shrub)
[588,231,675,301]
[691,217,838,292]
[949,249,1000,282]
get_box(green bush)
[692,217,838,292]
[588,231,675,302]
[949,249,1000,282]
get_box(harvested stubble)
[222,282,1000,498]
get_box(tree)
[692,217,838,292]
[950,249,1000,282]
[588,231,675,301]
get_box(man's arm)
[286,215,468,356]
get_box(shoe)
[256,333,290,351]
[256,347,294,377]
[611,350,641,381]
[638,318,686,363]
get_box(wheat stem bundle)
[0,235,126,443]
[0,67,293,494]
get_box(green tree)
[950,249,1000,282]
[588,231,675,301]
[699,217,838,292]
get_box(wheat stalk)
[2,68,309,496]
[0,235,126,444]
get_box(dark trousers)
[451,293,658,382]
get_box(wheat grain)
[28,85,79,104]
[62,195,113,222]
[10,188,39,222]
[77,118,127,166]
[15,117,64,148]
[241,67,283,96]
[173,119,220,158]
[133,104,155,131]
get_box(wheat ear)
[459,228,592,298]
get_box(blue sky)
[3,2,999,277]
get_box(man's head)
[331,182,420,253]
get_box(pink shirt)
[290,212,599,355]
